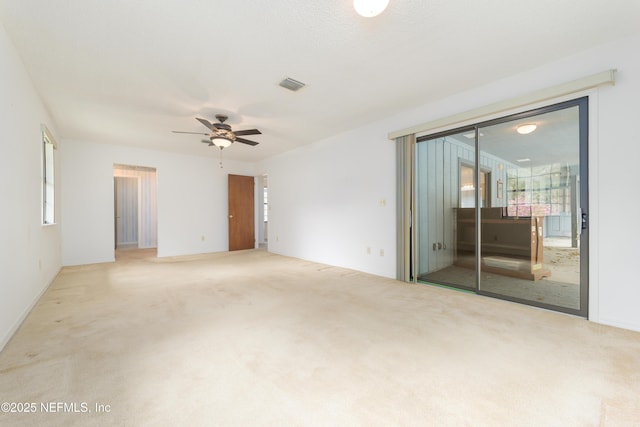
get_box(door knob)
[229,215,234,219]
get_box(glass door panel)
[413,98,587,317]
[477,102,586,313]
[416,131,477,291]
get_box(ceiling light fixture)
[517,124,537,135]
[354,0,389,17]
[463,132,484,139]
[210,137,233,149]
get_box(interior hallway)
[1,249,639,426]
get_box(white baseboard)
[596,317,640,333]
[0,269,60,353]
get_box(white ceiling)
[1,0,639,162]
[445,106,580,168]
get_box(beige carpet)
[1,249,639,426]
[419,245,582,309]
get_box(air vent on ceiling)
[279,77,306,92]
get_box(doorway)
[416,97,588,317]
[228,174,255,251]
[113,164,158,253]
[114,176,139,249]
[459,163,490,208]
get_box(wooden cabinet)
[455,208,550,281]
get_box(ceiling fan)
[172,114,261,149]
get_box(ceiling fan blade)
[173,131,209,135]
[196,117,215,131]
[234,129,262,136]
[235,137,259,146]
[201,140,211,144]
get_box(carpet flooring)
[419,246,582,310]
[1,249,639,426]
[419,265,580,310]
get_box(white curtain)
[114,165,158,248]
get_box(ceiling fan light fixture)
[173,115,261,149]
[354,0,389,17]
[517,124,537,135]
[211,137,233,149]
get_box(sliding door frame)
[415,97,589,317]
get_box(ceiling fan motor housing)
[173,115,261,147]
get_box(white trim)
[0,269,60,352]
[587,91,600,324]
[597,317,640,333]
[389,69,616,140]
[41,124,58,149]
[41,124,57,225]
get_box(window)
[460,163,491,208]
[506,164,572,217]
[263,187,268,222]
[42,126,56,225]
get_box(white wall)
[0,22,62,350]
[261,34,640,331]
[259,124,397,278]
[3,21,639,350]
[61,140,255,265]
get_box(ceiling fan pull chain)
[219,148,224,168]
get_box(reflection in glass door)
[416,131,477,291]
[416,97,588,317]
[460,164,490,208]
[477,99,587,314]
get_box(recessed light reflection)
[517,124,537,135]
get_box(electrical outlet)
[201,235,205,241]
[367,246,371,255]
[379,249,384,257]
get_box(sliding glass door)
[416,130,477,291]
[416,97,588,317]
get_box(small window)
[42,126,56,225]
[459,163,490,208]
[263,187,268,222]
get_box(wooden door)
[228,174,255,251]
